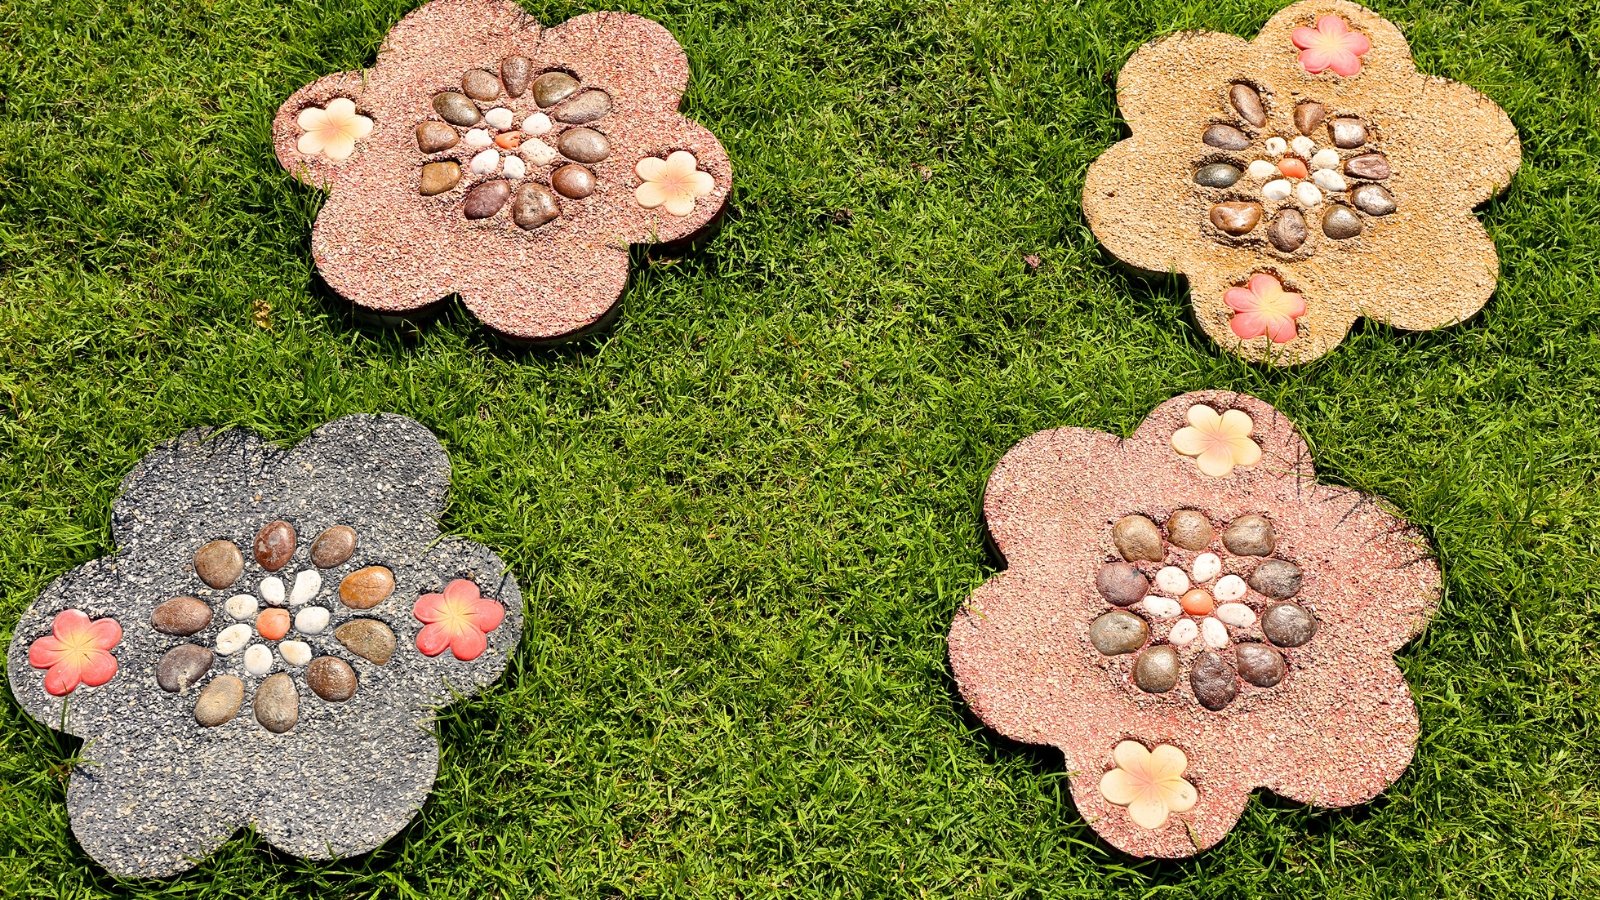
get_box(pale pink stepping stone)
[949,391,1442,857]
[273,0,732,342]
[1084,0,1520,365]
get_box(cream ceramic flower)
[295,97,373,161]
[635,150,716,216]
[1172,405,1262,477]
[1098,741,1198,829]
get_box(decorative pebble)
[432,92,481,127]
[1294,181,1323,206]
[253,520,296,571]
[484,107,514,130]
[216,623,252,655]
[1194,163,1242,188]
[1202,124,1251,150]
[280,640,312,667]
[1312,168,1347,192]
[152,597,211,636]
[1142,596,1182,619]
[194,540,243,589]
[533,71,581,107]
[339,566,396,609]
[1351,183,1396,216]
[1345,152,1391,180]
[522,112,552,135]
[555,90,611,124]
[1246,159,1277,180]
[1214,574,1248,601]
[194,675,244,726]
[1229,83,1267,127]
[1323,204,1363,239]
[1294,101,1326,135]
[1191,552,1221,583]
[503,155,527,179]
[1329,117,1367,148]
[501,56,531,98]
[1236,643,1286,687]
[495,132,523,150]
[1155,566,1190,595]
[156,644,213,693]
[289,569,321,605]
[259,575,285,606]
[557,127,610,164]
[1263,137,1287,158]
[461,69,501,102]
[419,161,461,196]
[1277,157,1309,180]
[469,147,501,175]
[1089,610,1149,655]
[1268,209,1307,252]
[415,121,459,153]
[1290,135,1315,158]
[1262,179,1292,202]
[1164,510,1213,550]
[1190,651,1238,710]
[254,673,299,733]
[1200,616,1229,649]
[1214,602,1256,627]
[294,605,330,635]
[1249,559,1303,599]
[1261,602,1318,647]
[311,525,357,568]
[1095,562,1148,606]
[336,619,397,665]
[463,128,492,149]
[1112,515,1165,562]
[243,644,273,676]
[463,180,512,218]
[1310,148,1341,171]
[513,183,561,230]
[1168,618,1198,646]
[521,138,558,166]
[1210,201,1262,235]
[256,607,290,641]
[307,657,358,702]
[225,594,258,619]
[1222,515,1276,556]
[1180,588,1215,616]
[1133,645,1180,693]
[551,164,596,199]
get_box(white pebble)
[521,138,557,166]
[1155,566,1190,595]
[521,112,552,135]
[503,155,527,179]
[1214,574,1248,601]
[470,148,500,175]
[1311,148,1341,170]
[1246,159,1277,180]
[1142,596,1182,619]
[1263,137,1287,157]
[279,640,312,667]
[216,623,252,655]
[1291,135,1316,158]
[1191,552,1221,583]
[1262,179,1292,201]
[289,569,321,606]
[463,128,491,148]
[1201,617,1230,648]
[1215,602,1257,627]
[243,644,273,676]
[484,107,514,130]
[225,594,258,619]
[1168,619,1198,646]
[1312,168,1347,192]
[259,576,285,606]
[294,605,330,635]
[1296,181,1323,206]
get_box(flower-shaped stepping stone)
[948,391,1442,857]
[273,0,732,342]
[1083,0,1520,365]
[5,415,523,877]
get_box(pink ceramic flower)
[1171,404,1262,477]
[28,609,122,696]
[1098,741,1198,829]
[295,97,373,161]
[1293,14,1371,76]
[635,151,716,217]
[414,578,506,661]
[1226,273,1306,343]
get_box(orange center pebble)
[1180,589,1215,616]
[256,607,290,641]
[493,132,522,150]
[1278,157,1309,179]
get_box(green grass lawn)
[3,0,1598,895]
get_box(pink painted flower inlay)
[1292,15,1371,77]
[28,609,122,696]
[1226,273,1306,344]
[413,578,506,661]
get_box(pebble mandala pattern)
[5,415,523,877]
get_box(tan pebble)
[194,675,244,726]
[339,566,395,609]
[307,657,358,702]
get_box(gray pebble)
[501,56,531,98]
[1322,204,1363,239]
[1089,610,1149,656]
[555,90,611,125]
[1221,515,1276,556]
[156,644,213,693]
[1249,559,1303,599]
[1190,650,1237,710]
[1351,183,1396,216]
[1133,645,1180,693]
[1195,163,1242,188]
[1329,117,1366,148]
[1262,603,1318,647]
[1268,208,1308,252]
[1345,152,1391,180]
[1203,124,1251,150]
[254,673,299,733]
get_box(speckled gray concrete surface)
[6,415,523,877]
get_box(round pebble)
[1278,157,1309,180]
[483,107,514,130]
[156,644,213,693]
[533,71,581,107]
[1155,566,1190,595]
[1191,552,1221,583]
[521,138,558,166]
[1310,148,1341,171]
[522,112,553,135]
[1214,602,1256,627]
[551,164,596,199]
[1165,510,1213,550]
[256,607,290,641]
[501,56,531,97]
[194,540,243,589]
[1345,153,1391,180]
[225,594,258,620]
[461,69,501,102]
[294,605,330,635]
[1229,83,1267,127]
[1268,209,1307,252]
[416,121,458,153]
[1142,596,1182,619]
[1290,135,1316,158]
[1312,168,1347,192]
[336,619,397,665]
[280,640,312,667]
[463,180,512,219]
[259,575,285,606]
[420,161,461,196]
[495,131,523,150]
[1210,201,1262,235]
[1247,159,1278,180]
[253,520,296,571]
[1329,117,1367,148]
[463,128,492,149]
[1249,559,1303,599]
[1262,179,1292,202]
[1133,646,1180,693]
[152,596,211,636]
[1202,124,1250,150]
[290,569,322,606]
[1262,603,1318,647]
[1190,651,1238,710]
[1169,618,1198,646]
[432,92,481,127]
[194,675,244,726]
[503,155,527,179]
[1263,137,1287,158]
[1323,204,1363,239]
[1236,643,1286,687]
[469,147,501,175]
[1214,574,1248,602]
[555,90,611,124]
[310,525,357,568]
[254,673,299,733]
[1194,163,1242,188]
[1089,610,1149,656]
[1294,101,1326,135]
[1295,181,1323,206]
[340,566,396,609]
[1200,616,1229,649]
[1351,183,1396,216]
[513,183,562,230]
[216,623,252,655]
[557,127,610,164]
[1180,588,1214,616]
[1112,515,1165,562]
[243,644,273,676]
[307,657,358,702]
[1095,562,1148,606]
[1222,515,1276,556]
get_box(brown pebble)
[1235,644,1287,687]
[1329,117,1367,148]
[1249,559,1303,599]
[532,71,581,107]
[1322,204,1363,240]
[151,596,211,636]
[1202,123,1251,150]
[1209,201,1262,236]
[1133,645,1180,693]
[557,127,610,164]
[1293,101,1326,135]
[1267,208,1308,252]
[1164,510,1214,551]
[1262,602,1318,647]
[157,644,213,693]
[1345,152,1391,180]
[339,566,395,609]
[432,92,481,127]
[310,525,357,568]
[253,520,296,571]
[1190,650,1238,710]
[194,675,244,726]
[415,121,459,153]
[555,90,611,124]
[501,56,531,97]
[254,673,299,733]
[551,164,596,199]
[419,161,461,196]
[1229,83,1267,127]
[1221,514,1276,556]
[461,69,501,102]
[1350,183,1397,216]
[512,183,562,230]
[306,657,358,702]
[1112,514,1165,562]
[463,180,512,219]
[1089,610,1149,656]
[335,619,397,665]
[194,540,243,589]
[1096,562,1149,606]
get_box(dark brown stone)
[462,180,512,219]
[1249,559,1303,599]
[532,71,580,107]
[339,566,395,609]
[1322,205,1363,240]
[415,121,459,153]
[1209,201,1262,235]
[557,127,609,164]
[1329,117,1367,148]
[1262,603,1318,647]
[1133,645,1179,693]
[1294,101,1326,135]
[310,525,357,568]
[307,657,358,702]
[432,92,481,127]
[1345,152,1391,180]
[1267,208,1308,252]
[501,56,531,98]
[1202,123,1251,150]
[419,161,461,196]
[335,619,397,665]
[1351,183,1397,216]
[1235,643,1286,687]
[254,673,299,733]
[151,597,211,636]
[512,183,562,230]
[194,540,243,589]
[1112,514,1165,562]
[1096,562,1148,606]
[1164,510,1214,550]
[1190,650,1237,710]
[1229,83,1267,127]
[157,644,213,693]
[194,675,244,726]
[555,90,611,124]
[461,69,501,102]
[551,164,596,199]
[1089,610,1149,655]
[253,520,296,571]
[1221,515,1275,556]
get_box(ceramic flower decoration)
[1083,0,1520,365]
[273,0,733,342]
[949,391,1442,857]
[5,415,523,877]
